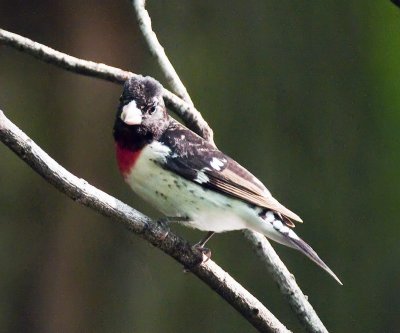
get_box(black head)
[114,76,169,149]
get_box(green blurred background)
[1,1,399,332]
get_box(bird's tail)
[284,232,343,285]
[261,211,342,285]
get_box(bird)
[113,75,342,285]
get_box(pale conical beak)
[121,100,142,125]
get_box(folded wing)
[160,120,302,224]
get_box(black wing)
[160,120,302,223]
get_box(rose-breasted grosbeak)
[113,76,341,284]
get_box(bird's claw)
[192,243,212,263]
[155,218,170,241]
[182,245,212,273]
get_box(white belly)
[124,142,268,233]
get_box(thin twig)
[0,28,214,143]
[131,4,330,333]
[162,89,215,145]
[130,1,215,146]
[244,231,328,333]
[0,110,289,333]
[132,0,194,106]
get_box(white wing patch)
[210,157,225,171]
[148,141,172,162]
[195,169,210,184]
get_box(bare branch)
[0,28,214,143]
[244,231,329,333]
[132,0,194,106]
[131,5,330,333]
[130,1,215,146]
[0,29,129,84]
[0,110,290,333]
[162,89,215,145]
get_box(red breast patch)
[115,143,141,177]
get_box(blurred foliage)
[1,1,399,332]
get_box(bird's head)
[114,76,169,147]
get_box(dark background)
[1,1,399,332]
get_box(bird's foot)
[196,231,215,249]
[192,243,212,263]
[183,244,212,273]
[183,232,215,273]
[155,218,170,241]
[155,216,190,241]
[190,231,215,264]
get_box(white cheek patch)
[121,100,142,125]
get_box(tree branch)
[132,0,194,106]
[0,110,290,333]
[0,28,214,144]
[131,4,330,333]
[244,231,329,333]
[0,29,129,84]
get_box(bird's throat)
[115,142,142,177]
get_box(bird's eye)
[148,104,157,115]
